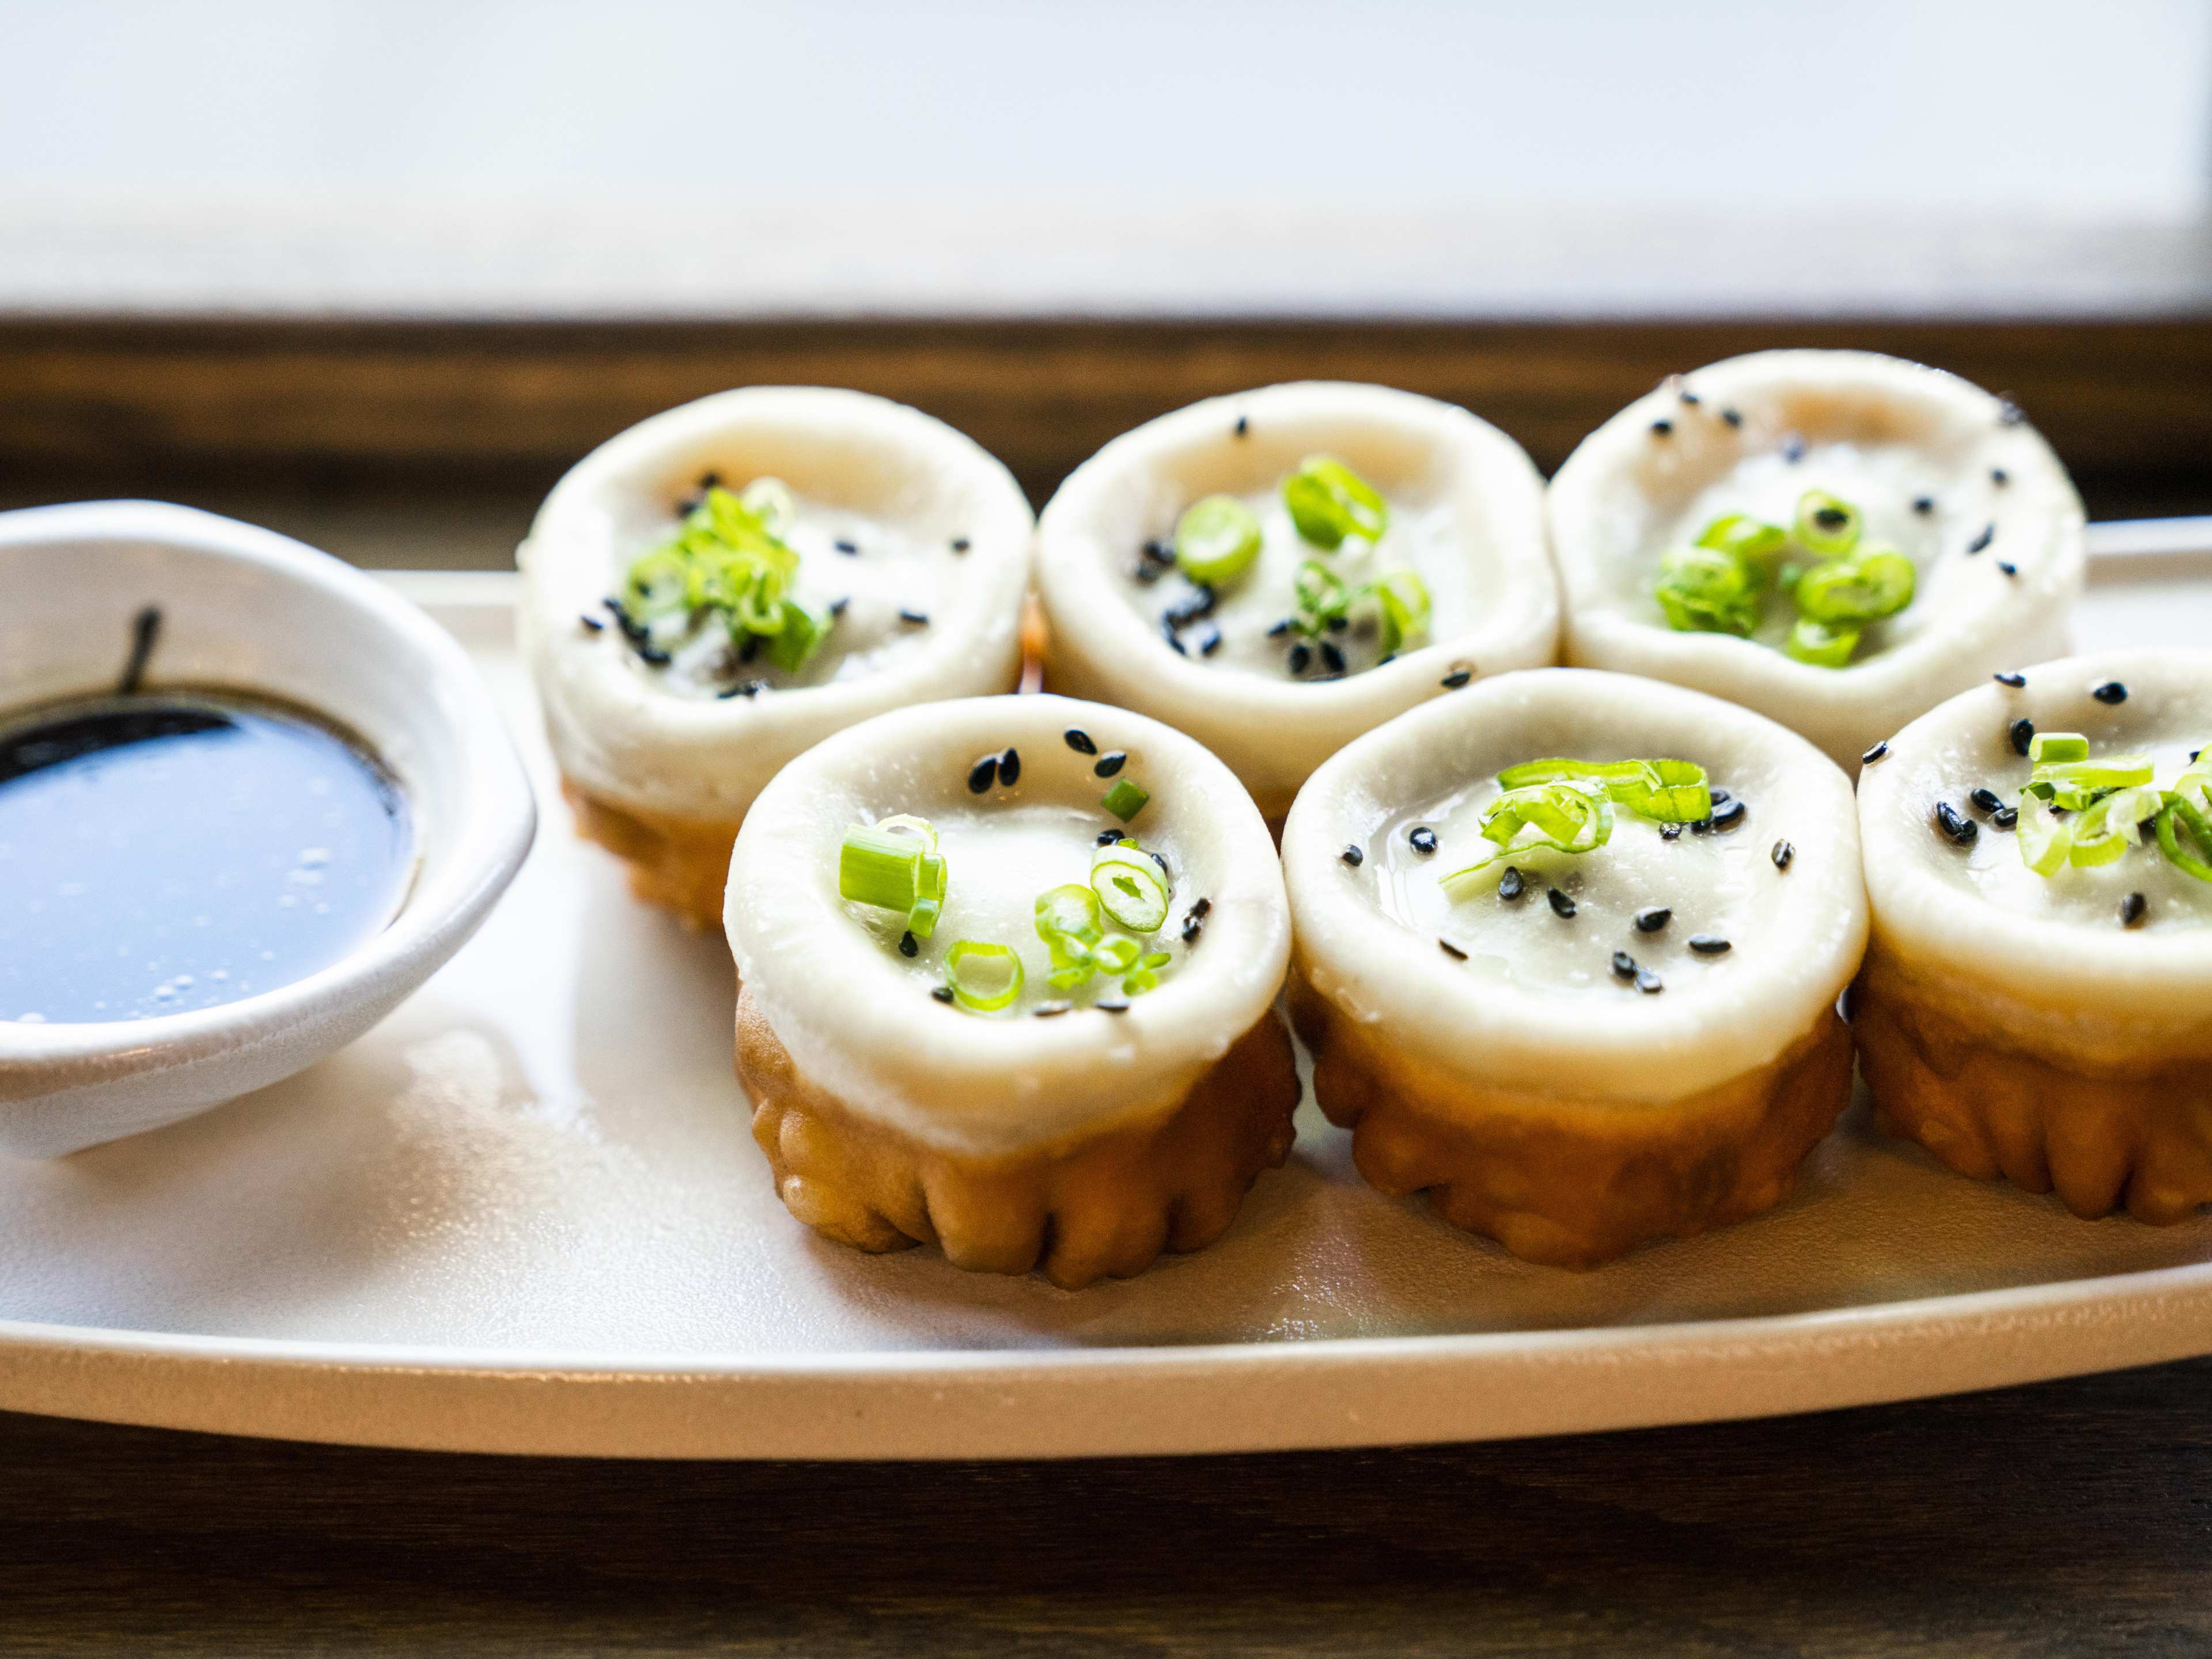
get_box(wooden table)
[5,1359,2207,1654]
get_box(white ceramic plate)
[2,531,2210,1461]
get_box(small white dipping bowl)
[0,501,536,1157]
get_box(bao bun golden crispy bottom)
[1853,649,2212,1221]
[738,988,1298,1289]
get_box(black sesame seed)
[830,595,851,617]
[1651,418,1673,437]
[1439,938,1468,961]
[930,985,955,1003]
[1321,640,1347,675]
[1710,787,1732,809]
[1198,625,1223,656]
[1969,787,2004,815]
[1689,815,1713,836]
[1191,897,1212,919]
[1661,822,1684,841]
[1680,388,1701,406]
[2093,680,2128,705]
[1612,950,1639,980]
[1342,843,1364,867]
[1992,806,2019,830]
[2010,718,2036,756]
[1096,997,1131,1014]
[1140,539,1175,566]
[1064,728,1097,755]
[951,537,970,554]
[1991,468,2009,487]
[1782,434,1805,463]
[1912,495,1936,516]
[717,680,768,700]
[1035,1001,1072,1018]
[1934,801,1978,846]
[1498,867,1526,902]
[1965,523,1995,555]
[1150,850,1171,878]
[1164,585,1217,626]
[1995,671,2027,688]
[1324,613,1349,632]
[1547,887,1576,918]
[1441,668,1472,690]
[1635,907,1671,933]
[738,633,762,665]
[997,748,1021,787]
[1636,968,1664,995]
[1721,408,1743,428]
[967,754,998,793]
[1132,562,1162,585]
[1997,560,2018,578]
[836,539,859,555]
[1162,622,1188,655]
[1771,839,1795,870]
[899,608,930,626]
[1288,642,1313,675]
[1181,918,1203,945]
[1409,825,1438,855]
[580,613,605,632]
[1094,751,1127,778]
[1234,414,1250,437]
[1863,741,1890,765]
[2121,892,2148,927]
[699,471,722,489]
[1266,618,1293,638]
[1689,935,1732,956]
[1710,798,1747,833]
[899,930,919,958]
[1097,828,1124,845]
[637,643,672,666]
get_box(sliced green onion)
[1695,513,1787,571]
[839,819,948,938]
[1283,455,1388,550]
[738,476,795,537]
[2065,792,2134,868]
[2029,755,2155,811]
[1093,936,1142,974]
[1035,884,1102,948]
[2028,733,2090,766]
[2156,797,2212,883]
[764,597,831,672]
[1794,547,1914,624]
[946,941,1024,1013]
[1793,490,1862,559]
[1654,544,1762,636]
[1442,781,1614,900]
[1495,758,1710,823]
[1785,615,1862,668]
[1174,494,1264,587]
[1367,569,1433,654]
[1123,949,1175,997]
[1292,560,1351,635]
[2015,796,2069,876]
[1101,777,1150,822]
[1092,843,1171,934]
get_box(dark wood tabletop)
[5,1359,2208,1656]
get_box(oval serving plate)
[0,535,2209,1460]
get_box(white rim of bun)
[518,387,1034,824]
[1283,667,1868,1103]
[1036,381,1559,816]
[1548,349,2086,772]
[1858,649,2212,1029]
[725,693,1290,1158]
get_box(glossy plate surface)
[2,535,2209,1459]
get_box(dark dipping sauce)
[0,693,413,1025]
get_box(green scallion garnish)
[2014,738,2212,884]
[1283,455,1388,550]
[1286,558,1432,654]
[623,479,832,673]
[1793,490,1862,559]
[839,817,948,939]
[1794,547,1914,626]
[1092,840,1171,934]
[1441,758,1709,900]
[1695,513,1787,567]
[1101,777,1150,822]
[1174,495,1264,588]
[2156,795,2212,883]
[1785,616,1861,668]
[1654,544,1762,637]
[946,940,1024,1013]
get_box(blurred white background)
[2,0,2209,313]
